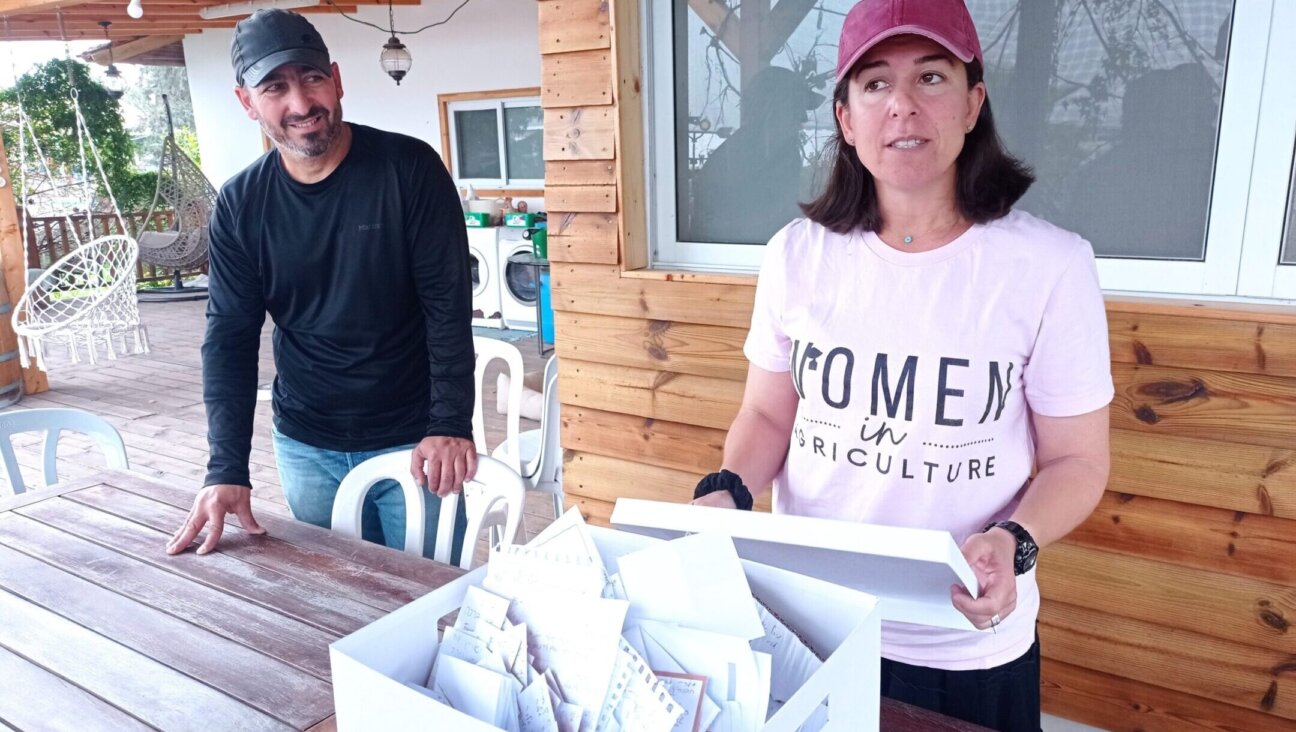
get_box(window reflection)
[673,0,1234,260]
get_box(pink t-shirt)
[744,210,1114,670]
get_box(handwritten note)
[485,543,608,601]
[509,593,629,732]
[519,678,560,732]
[655,673,708,732]
[607,638,686,732]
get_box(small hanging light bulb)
[380,36,411,85]
[126,0,144,19]
[98,21,126,99]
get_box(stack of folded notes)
[419,509,829,732]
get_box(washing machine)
[497,227,538,331]
[467,227,503,327]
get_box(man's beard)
[263,104,343,158]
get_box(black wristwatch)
[983,520,1038,576]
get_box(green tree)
[174,126,202,167]
[125,65,200,169]
[0,58,155,213]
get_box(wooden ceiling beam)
[0,0,414,19]
[0,0,86,15]
[57,3,357,17]
[0,27,202,37]
[86,32,179,62]
[1,15,233,28]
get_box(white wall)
[183,0,542,190]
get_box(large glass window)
[973,0,1231,261]
[504,106,545,181]
[455,109,503,179]
[442,92,545,190]
[649,0,1295,299]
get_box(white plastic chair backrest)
[527,355,562,487]
[0,408,128,495]
[330,452,525,570]
[472,336,524,470]
[331,451,434,558]
[460,456,526,568]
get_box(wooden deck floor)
[0,299,557,542]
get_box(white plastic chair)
[0,408,128,495]
[492,355,564,518]
[330,452,524,570]
[472,336,524,473]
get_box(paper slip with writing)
[605,638,685,732]
[636,621,771,732]
[655,673,709,732]
[428,586,527,687]
[432,654,523,732]
[519,678,560,732]
[617,533,765,641]
[485,543,608,601]
[530,509,608,570]
[749,599,824,715]
[508,592,629,732]
[461,584,512,630]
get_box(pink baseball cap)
[836,0,984,83]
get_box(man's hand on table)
[166,484,266,555]
[410,436,478,498]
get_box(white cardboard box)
[331,525,883,731]
[610,499,980,631]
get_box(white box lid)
[610,499,980,631]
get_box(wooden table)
[0,469,987,732]
[0,470,462,731]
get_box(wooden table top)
[0,470,463,731]
[0,469,987,732]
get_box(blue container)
[539,269,555,345]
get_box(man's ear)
[234,85,259,121]
[330,62,344,101]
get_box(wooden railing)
[20,209,207,285]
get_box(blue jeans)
[271,425,467,564]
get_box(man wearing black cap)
[166,9,476,560]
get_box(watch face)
[1016,538,1039,574]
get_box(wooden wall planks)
[537,0,611,55]
[544,107,616,161]
[539,2,1296,729]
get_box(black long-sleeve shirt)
[202,124,474,488]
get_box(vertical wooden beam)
[610,0,648,270]
[0,134,50,395]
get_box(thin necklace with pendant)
[899,218,964,247]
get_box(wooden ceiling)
[0,0,419,50]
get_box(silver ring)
[990,613,1001,627]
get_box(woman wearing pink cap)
[691,1,1113,729]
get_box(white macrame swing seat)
[13,235,151,371]
[136,132,216,270]
[7,58,152,373]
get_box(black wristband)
[693,469,754,511]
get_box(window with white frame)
[646,0,1296,300]
[442,93,544,190]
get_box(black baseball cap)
[231,9,331,88]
